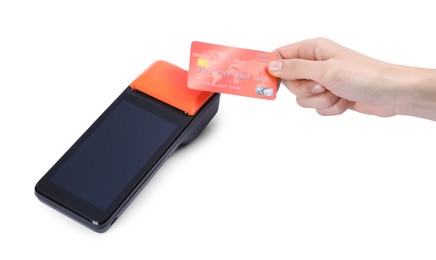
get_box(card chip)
[197,58,209,68]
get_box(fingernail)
[268,60,283,72]
[310,84,326,94]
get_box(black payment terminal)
[35,60,220,232]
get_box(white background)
[1,1,436,259]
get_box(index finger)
[274,37,336,61]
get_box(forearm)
[391,65,436,121]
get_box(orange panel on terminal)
[130,60,213,116]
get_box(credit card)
[187,41,278,100]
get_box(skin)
[267,37,436,121]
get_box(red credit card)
[187,41,278,100]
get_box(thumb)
[268,59,325,81]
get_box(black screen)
[49,100,178,210]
